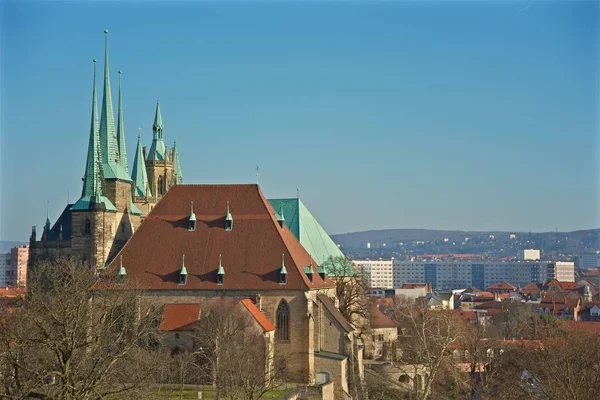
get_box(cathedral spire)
[72,60,115,212]
[173,140,183,184]
[148,99,166,161]
[131,134,152,197]
[116,70,129,174]
[99,29,118,165]
[81,59,104,200]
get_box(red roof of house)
[0,287,26,298]
[369,304,399,329]
[562,321,600,334]
[456,310,477,322]
[159,303,201,331]
[240,299,275,332]
[521,283,542,295]
[106,185,334,290]
[544,280,582,292]
[486,282,517,291]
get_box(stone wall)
[315,355,348,398]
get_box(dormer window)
[217,254,225,285]
[279,254,288,285]
[317,266,326,281]
[277,201,285,228]
[188,201,197,231]
[225,201,233,231]
[118,255,126,278]
[303,266,313,282]
[178,254,188,285]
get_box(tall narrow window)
[84,219,91,235]
[276,300,290,341]
[158,176,165,195]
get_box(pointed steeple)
[131,134,152,197]
[116,70,129,174]
[97,30,130,182]
[81,59,105,200]
[72,59,116,212]
[99,29,118,165]
[173,140,183,184]
[44,205,51,232]
[148,100,167,161]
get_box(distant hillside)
[331,228,600,258]
[331,229,508,247]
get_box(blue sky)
[0,0,598,241]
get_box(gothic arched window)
[276,300,290,341]
[158,176,165,195]
[84,219,91,235]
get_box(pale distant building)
[393,259,574,290]
[509,234,517,240]
[353,259,393,289]
[10,245,29,287]
[519,249,541,261]
[367,242,371,249]
[0,253,12,286]
[575,253,600,270]
[554,261,575,282]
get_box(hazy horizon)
[1,0,598,241]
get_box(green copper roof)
[118,255,126,276]
[217,254,225,275]
[148,101,167,161]
[180,254,188,275]
[173,140,183,184]
[131,134,152,197]
[268,198,345,269]
[116,70,129,175]
[81,59,105,200]
[129,200,142,216]
[72,195,117,212]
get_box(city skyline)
[1,0,598,241]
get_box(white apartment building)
[518,249,541,261]
[0,252,12,287]
[352,259,394,289]
[393,260,575,290]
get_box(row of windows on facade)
[82,219,127,235]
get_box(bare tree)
[192,300,283,400]
[0,257,161,400]
[321,256,370,332]
[390,297,466,400]
[492,328,600,400]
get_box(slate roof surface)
[46,204,73,241]
[107,184,335,290]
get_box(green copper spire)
[173,140,183,184]
[81,59,104,199]
[45,206,51,232]
[72,59,116,212]
[131,134,152,197]
[98,30,130,182]
[116,70,129,175]
[148,100,167,161]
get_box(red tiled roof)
[240,299,275,332]
[562,321,600,334]
[106,185,334,290]
[0,287,26,298]
[544,280,582,292]
[159,303,201,331]
[456,310,477,322]
[369,304,399,329]
[486,282,517,291]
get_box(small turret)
[225,201,233,231]
[178,254,188,285]
[188,201,197,231]
[217,254,225,285]
[279,253,287,285]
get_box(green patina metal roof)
[173,140,183,184]
[71,195,117,212]
[129,200,142,216]
[116,70,129,175]
[148,101,167,161]
[75,59,116,213]
[217,254,225,275]
[268,198,345,269]
[180,254,188,275]
[280,253,287,275]
[118,255,126,276]
[99,31,130,182]
[131,134,152,197]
